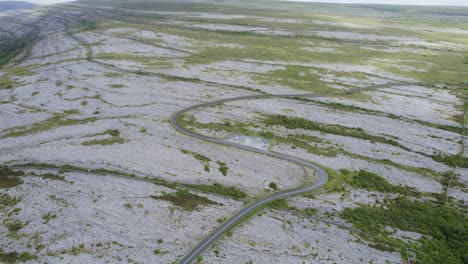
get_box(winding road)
[171,81,447,264]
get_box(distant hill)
[0,1,37,11]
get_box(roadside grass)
[184,183,247,199]
[152,189,220,211]
[318,168,401,193]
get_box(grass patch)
[262,114,408,150]
[30,172,65,181]
[181,149,210,172]
[152,189,220,211]
[6,66,35,76]
[4,219,25,233]
[342,197,467,264]
[432,152,468,168]
[0,194,19,210]
[317,168,411,194]
[0,29,38,66]
[108,84,126,88]
[217,161,228,176]
[257,65,332,93]
[0,166,25,188]
[95,52,156,63]
[346,170,405,193]
[0,110,98,139]
[104,72,125,78]
[0,75,13,89]
[81,129,125,146]
[184,182,247,199]
[42,213,57,224]
[269,182,278,190]
[0,251,38,263]
[68,18,97,32]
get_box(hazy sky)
[287,0,468,6]
[2,0,468,6]
[0,0,72,4]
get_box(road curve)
[172,81,445,264]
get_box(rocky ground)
[0,0,467,263]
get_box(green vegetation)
[152,189,220,211]
[346,170,405,193]
[432,152,468,168]
[268,182,278,190]
[95,52,157,64]
[4,219,24,233]
[217,161,228,176]
[0,75,13,89]
[262,115,407,150]
[179,113,436,177]
[342,197,467,264]
[0,193,19,210]
[180,149,210,172]
[108,84,126,88]
[6,66,35,76]
[1,110,99,139]
[0,251,38,263]
[316,168,411,194]
[82,129,125,146]
[42,213,57,224]
[69,18,97,32]
[0,166,24,188]
[29,172,65,181]
[0,29,38,66]
[257,66,331,93]
[104,72,124,78]
[184,182,247,199]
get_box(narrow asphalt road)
[172,81,444,264]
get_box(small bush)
[269,182,278,190]
[217,161,228,176]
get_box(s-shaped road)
[171,81,447,264]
